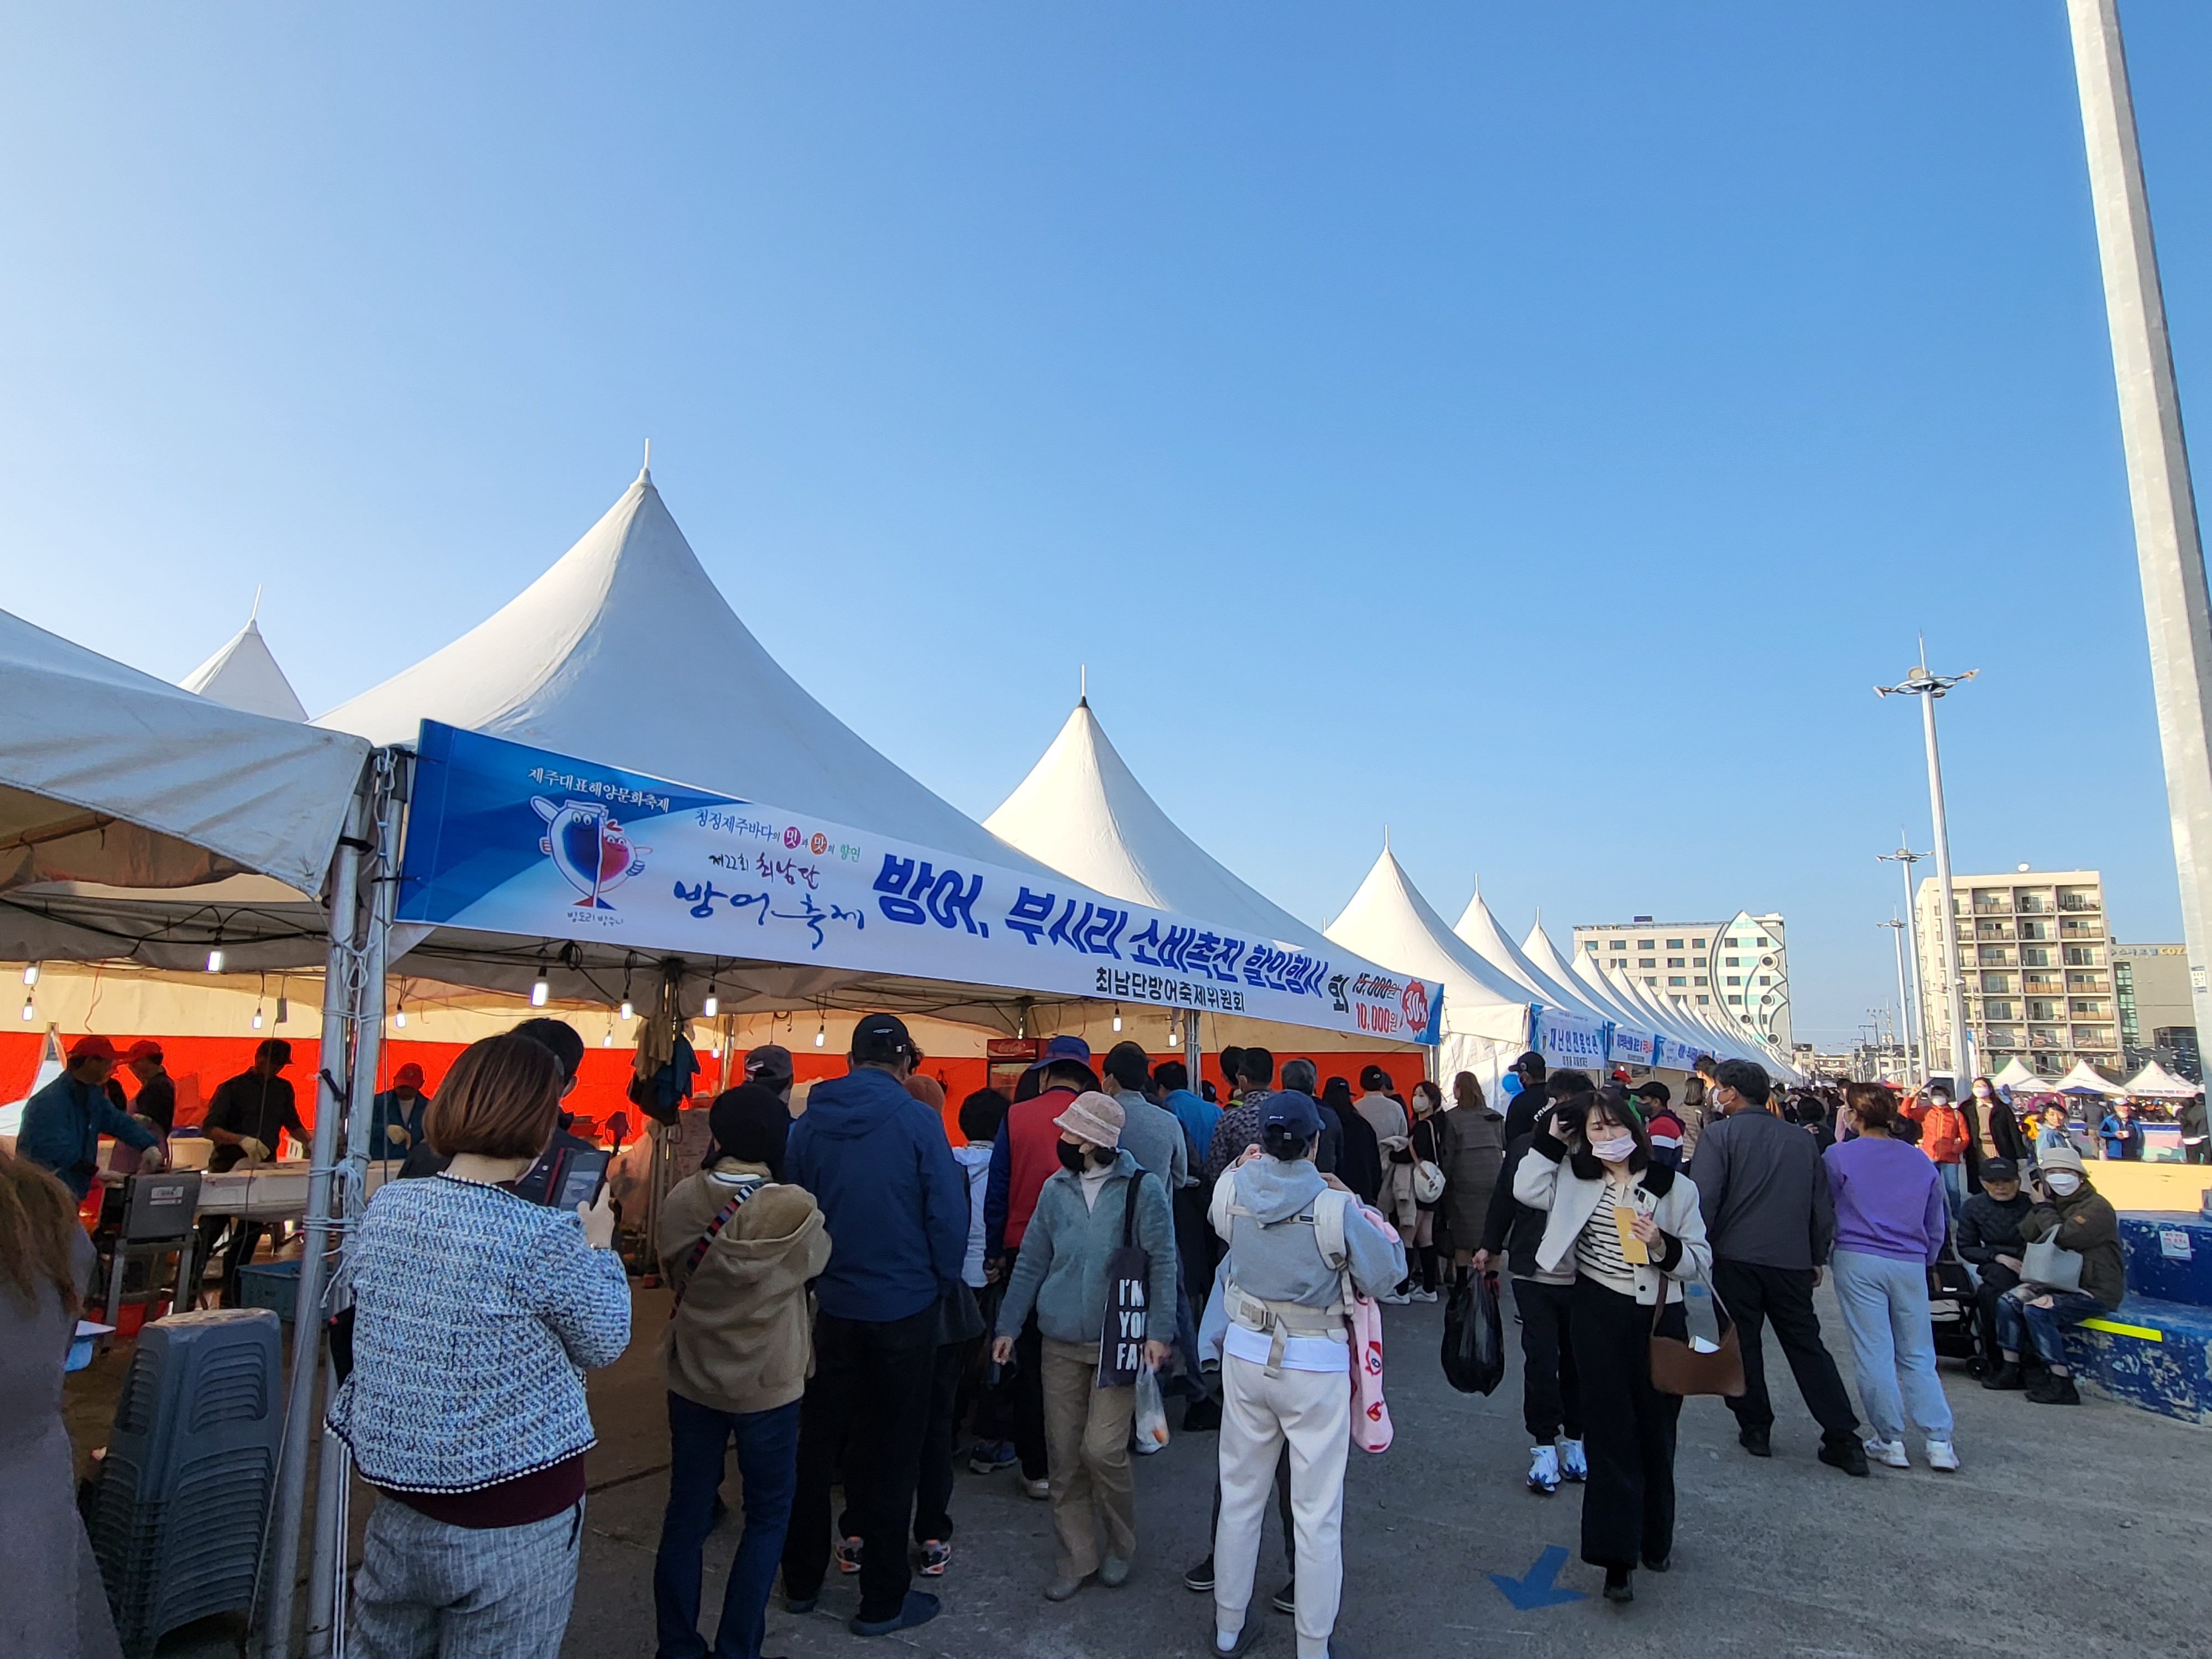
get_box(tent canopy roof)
[0,606,370,901]
[2120,1060,2200,1098]
[1451,888,1613,1029]
[1324,848,1532,1045]
[2053,1058,2123,1095]
[1990,1056,2055,1093]
[318,467,1032,870]
[984,698,1327,952]
[181,616,310,723]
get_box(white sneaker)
[1525,1444,1560,1494]
[1023,1476,1051,1499]
[1925,1439,1960,1472]
[1557,1437,1588,1483]
[1412,1288,1439,1303]
[1864,1437,1910,1469]
[1378,1290,1412,1305]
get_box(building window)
[1728,994,1743,1005]
[1694,975,1708,987]
[1667,957,1685,968]
[1693,957,1707,967]
[1726,975,1742,987]
[1755,936,1770,946]
[1693,937,1706,947]
[1666,975,1686,987]
[1639,958,1656,969]
[1643,976,1657,987]
[1638,939,1656,950]
[1728,937,1743,947]
[1697,994,1711,1005]
[1666,938,1683,949]
[1724,957,1740,968]
[1759,975,1772,985]
[1610,959,1626,969]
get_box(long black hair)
[1567,1083,1652,1180]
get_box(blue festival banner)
[1533,1005,1609,1076]
[1607,1024,1657,1067]
[397,723,1443,1045]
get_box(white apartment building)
[1569,910,1792,1051]
[1913,868,2116,1079]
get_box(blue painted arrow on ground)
[1487,1545,1584,1609]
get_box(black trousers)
[1568,1279,1682,1572]
[1511,1278,1582,1444]
[1971,1263,2021,1365]
[912,1337,975,1544]
[783,1305,937,1621]
[1712,1259,1858,1444]
[1010,1313,1048,1480]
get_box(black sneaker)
[1603,1567,1633,1604]
[1271,1579,1296,1614]
[1737,1426,1771,1458]
[1981,1361,2027,1392]
[1182,1396,1222,1433]
[1818,1440,1870,1478]
[2026,1373,2081,1406]
[1183,1554,1214,1593]
[1640,1552,1670,1574]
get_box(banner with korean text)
[1533,1005,1609,1077]
[396,723,1443,1046]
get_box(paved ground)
[76,1280,2206,1657]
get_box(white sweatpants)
[1213,1352,1350,1659]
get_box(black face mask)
[1056,1140,1086,1173]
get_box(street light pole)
[1877,661,1978,1086]
[1881,918,1912,1083]
[2065,0,2212,1048]
[1879,840,1932,1083]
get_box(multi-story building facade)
[1569,910,1792,1051]
[2112,942,2199,1080]
[1914,868,2116,1080]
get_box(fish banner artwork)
[397,723,1444,1045]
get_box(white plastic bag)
[1133,1364,1170,1451]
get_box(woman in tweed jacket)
[329,1032,630,1658]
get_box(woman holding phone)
[1512,1081,1711,1605]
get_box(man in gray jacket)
[1695,1060,1866,1475]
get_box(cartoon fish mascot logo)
[1401,979,1430,1036]
[533,797,649,910]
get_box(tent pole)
[262,770,371,1659]
[302,748,404,1657]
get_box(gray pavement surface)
[101,1280,2206,1656]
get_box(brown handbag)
[1647,1276,1746,1398]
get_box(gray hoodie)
[995,1149,1178,1346]
[1209,1157,1406,1308]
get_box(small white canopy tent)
[1989,1057,2056,1094]
[985,697,1331,953]
[2120,1060,2200,1098]
[1451,888,1616,1029]
[1542,927,1661,1047]
[1325,848,1535,1095]
[2047,1060,2115,1095]
[180,614,311,723]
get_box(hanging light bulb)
[274,993,288,1025]
[531,966,550,1008]
[814,1018,826,1048]
[603,1024,614,1047]
[20,997,34,1022]
[1112,1005,1123,1032]
[1167,1025,1180,1047]
[393,999,407,1030]
[21,962,38,987]
[206,946,226,974]
[252,1005,265,1031]
[703,984,719,1018]
[619,998,634,1021]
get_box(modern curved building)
[1569,910,1791,1052]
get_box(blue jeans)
[1937,1161,1965,1220]
[1830,1249,1954,1444]
[654,1392,801,1659]
[1995,1288,2105,1370]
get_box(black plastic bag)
[1441,1270,1505,1395]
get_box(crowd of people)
[9,1018,2168,1658]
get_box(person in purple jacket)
[1822,1083,1959,1474]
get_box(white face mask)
[2046,1171,2082,1197]
[1973,1084,1992,1098]
[1590,1134,1637,1164]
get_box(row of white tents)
[12,460,1799,1087]
[1989,1055,2199,1099]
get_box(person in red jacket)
[983,1037,1102,1496]
[1910,1084,1971,1220]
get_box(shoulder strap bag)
[668,1182,758,1317]
[1648,1267,1746,1398]
[1097,1174,1154,1387]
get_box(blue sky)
[4,3,2208,1045]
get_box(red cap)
[393,1063,425,1089]
[124,1040,164,1063]
[69,1034,121,1063]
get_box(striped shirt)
[1574,1174,1642,1296]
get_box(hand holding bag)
[2021,1235,2084,1294]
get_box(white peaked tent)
[1526,920,1660,1057]
[1451,888,1614,1028]
[2053,1058,2124,1095]
[181,614,311,722]
[1324,848,1534,1093]
[2121,1059,2200,1099]
[984,697,1328,952]
[319,463,1031,871]
[0,607,371,907]
[1990,1057,2056,1094]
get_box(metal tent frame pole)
[260,772,372,1659]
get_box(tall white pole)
[1920,690,1975,1085]
[2067,0,2212,1042]
[1881,843,1931,1084]
[1883,919,1912,1082]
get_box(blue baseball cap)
[1025,1035,1093,1071]
[1260,1090,1323,1141]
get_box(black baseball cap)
[1260,1090,1323,1141]
[850,1013,915,1065]
[1981,1156,2019,1184]
[1631,1080,1672,1105]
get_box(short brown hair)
[1844,1082,1895,1132]
[0,1146,84,1319]
[426,1033,564,1159]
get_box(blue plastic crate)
[234,1260,302,1321]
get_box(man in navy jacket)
[781,1013,967,1639]
[19,1034,163,1198]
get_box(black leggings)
[1511,1277,1582,1444]
[1568,1278,1682,1572]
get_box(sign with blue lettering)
[397,723,1443,1045]
[1533,1005,1608,1075]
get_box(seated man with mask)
[1982,1145,2122,1407]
